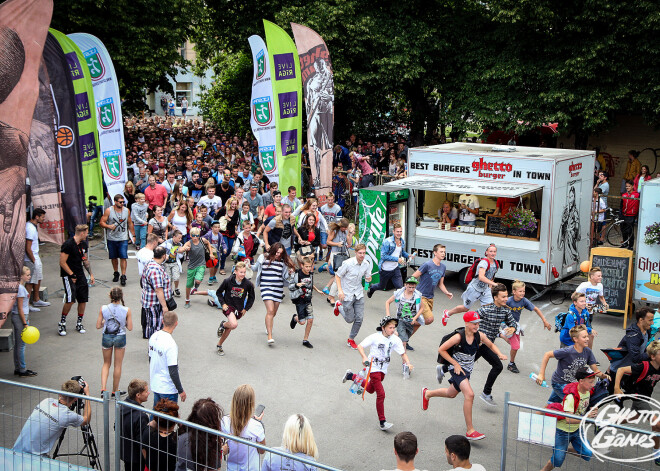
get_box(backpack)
[104,305,121,335]
[464,258,490,285]
[554,311,570,332]
[545,382,587,418]
[437,327,481,365]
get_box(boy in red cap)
[421,311,507,441]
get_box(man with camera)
[13,379,91,455]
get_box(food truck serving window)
[384,175,542,198]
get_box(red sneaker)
[421,387,429,411]
[442,309,450,327]
[466,430,486,440]
[334,301,343,317]
[347,338,358,349]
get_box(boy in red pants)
[341,316,413,431]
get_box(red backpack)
[545,382,592,418]
[464,258,491,285]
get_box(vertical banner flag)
[43,32,87,235]
[248,35,278,185]
[27,61,65,245]
[263,20,303,194]
[69,33,127,200]
[291,23,334,204]
[0,0,53,328]
[50,28,104,204]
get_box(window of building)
[176,82,192,108]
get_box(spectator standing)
[131,193,149,250]
[148,205,169,244]
[180,97,188,119]
[594,170,610,199]
[100,194,135,287]
[12,267,36,376]
[620,179,640,250]
[320,192,342,224]
[197,185,223,217]
[168,98,175,116]
[444,435,486,470]
[622,150,641,194]
[141,399,179,471]
[168,200,192,240]
[59,224,95,336]
[24,208,50,311]
[140,247,171,338]
[634,164,652,192]
[283,186,302,211]
[149,311,186,405]
[457,193,479,226]
[96,287,132,396]
[144,175,169,217]
[264,204,300,256]
[335,244,372,349]
[215,197,240,275]
[246,184,264,230]
[221,384,266,471]
[261,414,319,471]
[381,431,420,471]
[120,379,151,471]
[176,398,224,471]
[351,152,374,188]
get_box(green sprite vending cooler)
[358,186,410,286]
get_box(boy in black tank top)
[421,311,507,441]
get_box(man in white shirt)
[149,311,186,405]
[283,186,302,211]
[137,234,159,279]
[24,208,50,311]
[458,194,479,226]
[444,435,486,471]
[162,170,177,195]
[320,192,342,224]
[13,379,91,455]
[335,244,372,349]
[197,186,223,217]
[382,431,424,471]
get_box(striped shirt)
[257,257,287,302]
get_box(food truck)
[634,177,660,305]
[358,143,596,296]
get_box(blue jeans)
[370,267,403,292]
[89,205,103,233]
[548,383,566,404]
[134,225,147,248]
[153,392,178,409]
[551,429,592,467]
[220,235,234,269]
[11,314,26,372]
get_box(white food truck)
[358,143,596,297]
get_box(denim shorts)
[102,333,126,349]
[320,231,328,246]
[107,239,128,259]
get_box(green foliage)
[51,0,199,112]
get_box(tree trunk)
[407,82,428,147]
[573,130,589,150]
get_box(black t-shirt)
[625,361,660,397]
[60,238,88,277]
[215,183,234,203]
[141,427,177,471]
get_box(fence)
[0,378,343,471]
[501,391,660,471]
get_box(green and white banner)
[358,188,388,284]
[50,28,103,203]
[248,35,278,185]
[263,20,302,194]
[69,33,127,200]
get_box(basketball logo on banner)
[252,96,273,126]
[97,97,116,129]
[56,125,75,148]
[102,149,123,180]
[82,47,105,81]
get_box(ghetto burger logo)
[580,394,660,463]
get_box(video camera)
[70,376,87,411]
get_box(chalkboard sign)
[590,247,633,324]
[484,215,540,240]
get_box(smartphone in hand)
[255,404,265,418]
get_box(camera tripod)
[52,395,102,470]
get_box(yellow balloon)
[21,325,40,344]
[199,140,207,149]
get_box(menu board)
[589,247,633,326]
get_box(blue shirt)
[416,260,446,299]
[506,296,535,322]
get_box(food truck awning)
[383,175,543,198]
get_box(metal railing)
[501,391,660,470]
[0,378,343,471]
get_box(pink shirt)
[144,184,168,209]
[356,155,373,175]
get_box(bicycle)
[603,207,634,247]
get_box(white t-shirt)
[576,281,604,309]
[197,195,223,214]
[220,416,265,471]
[24,221,39,261]
[136,247,154,277]
[149,330,179,394]
[449,465,486,471]
[458,194,479,222]
[359,332,405,374]
[13,398,84,455]
[382,245,402,271]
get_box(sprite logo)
[97,97,116,129]
[256,49,266,79]
[83,47,105,81]
[102,149,123,180]
[358,190,387,283]
[260,146,276,173]
[252,97,272,126]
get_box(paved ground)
[0,239,651,470]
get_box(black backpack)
[437,327,481,365]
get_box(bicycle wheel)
[606,221,624,246]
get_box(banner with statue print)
[248,35,278,186]
[69,33,127,200]
[263,20,303,194]
[291,23,334,204]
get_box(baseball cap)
[463,311,480,323]
[306,191,316,199]
[575,367,597,380]
[404,276,419,284]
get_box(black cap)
[306,191,316,199]
[575,367,596,380]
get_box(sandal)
[220,269,226,275]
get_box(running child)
[422,311,507,441]
[559,292,595,349]
[231,220,260,263]
[504,280,552,373]
[192,262,255,356]
[411,243,452,331]
[341,316,413,431]
[443,244,498,325]
[288,256,325,348]
[384,277,426,355]
[576,266,608,316]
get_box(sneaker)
[479,392,497,407]
[58,322,67,336]
[208,299,217,307]
[267,338,275,345]
[442,309,450,326]
[174,289,181,297]
[112,390,127,397]
[466,431,486,441]
[318,263,328,273]
[302,340,313,348]
[184,301,191,309]
[28,305,40,312]
[18,370,38,377]
[190,287,197,295]
[406,343,414,351]
[113,271,120,282]
[208,278,214,285]
[322,287,330,295]
[347,338,358,349]
[333,301,344,317]
[507,362,520,374]
[120,275,127,286]
[342,369,353,383]
[216,345,225,356]
[655,456,660,466]
[290,314,297,329]
[436,365,445,384]
[379,422,393,431]
[217,320,225,337]
[367,286,375,299]
[421,387,429,411]
[33,300,50,307]
[76,323,86,334]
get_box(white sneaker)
[33,300,50,307]
[379,422,393,431]
[28,305,40,312]
[479,392,497,406]
[58,323,67,336]
[76,323,86,334]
